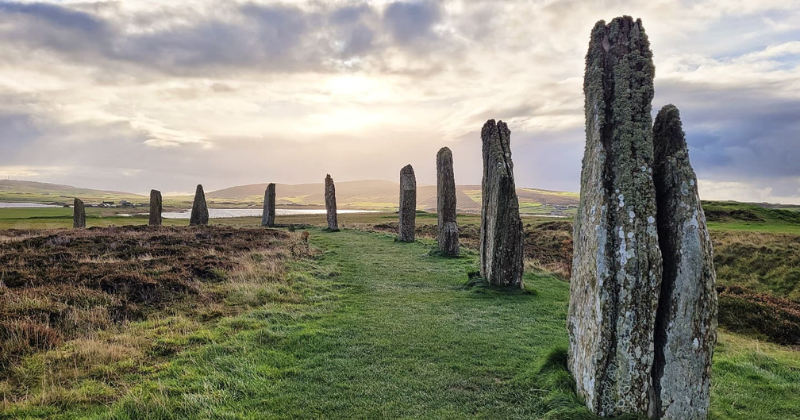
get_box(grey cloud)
[0,113,42,161]
[0,1,452,76]
[327,4,380,57]
[383,1,442,45]
[655,83,800,183]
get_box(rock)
[262,183,276,227]
[189,184,209,226]
[437,147,459,256]
[652,104,717,420]
[325,175,339,231]
[398,164,417,242]
[73,198,85,228]
[149,190,162,227]
[567,16,662,417]
[479,119,524,288]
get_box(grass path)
[55,228,800,420]
[97,229,579,419]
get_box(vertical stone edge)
[73,198,86,228]
[263,183,276,227]
[652,104,717,420]
[190,184,209,226]
[436,147,459,256]
[149,189,162,227]
[479,120,524,288]
[398,164,416,242]
[568,16,662,417]
[325,175,338,231]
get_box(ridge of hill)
[207,180,580,215]
[0,179,145,204]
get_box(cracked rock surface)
[398,165,417,242]
[437,147,459,256]
[652,104,717,420]
[568,16,662,417]
[262,183,276,227]
[325,175,339,231]
[479,119,523,288]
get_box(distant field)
[0,179,580,215]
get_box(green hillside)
[208,181,580,215]
[0,180,145,205]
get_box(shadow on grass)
[460,271,538,297]
[427,248,474,259]
[531,348,647,420]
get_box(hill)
[0,180,144,204]
[208,180,580,215]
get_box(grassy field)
[703,201,800,234]
[2,206,800,418]
[3,227,798,419]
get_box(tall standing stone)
[436,147,459,256]
[149,189,162,227]
[324,174,338,231]
[398,165,417,242]
[479,119,524,288]
[568,17,661,417]
[73,198,85,228]
[652,104,717,420]
[262,183,276,227]
[189,184,209,226]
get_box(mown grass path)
[80,228,799,420]
[97,229,573,419]
[261,230,571,419]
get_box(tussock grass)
[0,225,315,414]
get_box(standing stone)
[652,104,717,420]
[479,120,524,288]
[262,183,276,227]
[437,147,459,256]
[568,17,661,417]
[398,165,417,242]
[73,198,85,228]
[324,174,339,231]
[189,184,209,226]
[149,189,162,227]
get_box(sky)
[0,0,799,202]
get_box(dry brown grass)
[0,224,311,409]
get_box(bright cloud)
[0,0,799,204]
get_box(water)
[0,202,61,208]
[161,208,378,219]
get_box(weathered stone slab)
[398,165,416,242]
[262,183,276,227]
[149,189,162,227]
[567,16,662,417]
[325,174,339,231]
[73,198,85,228]
[652,104,717,420]
[479,119,523,288]
[189,184,209,226]
[437,147,459,256]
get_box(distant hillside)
[0,180,145,204]
[208,180,580,215]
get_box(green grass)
[711,332,800,419]
[0,208,188,229]
[1,228,795,419]
[703,201,800,234]
[87,230,584,419]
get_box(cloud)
[0,0,799,204]
[383,1,442,45]
[0,1,454,77]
